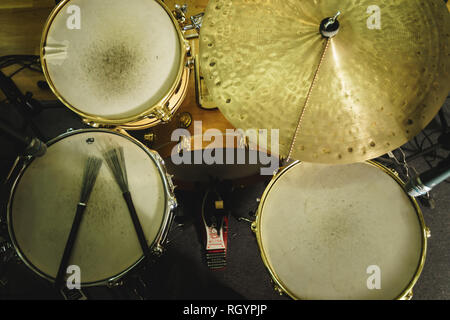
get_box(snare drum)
[253,161,428,300]
[7,129,176,286]
[40,0,190,129]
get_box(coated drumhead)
[258,162,424,300]
[9,131,168,284]
[42,0,181,120]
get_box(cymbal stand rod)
[324,11,341,29]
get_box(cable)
[0,56,42,79]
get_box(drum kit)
[1,0,449,300]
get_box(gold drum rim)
[252,160,427,300]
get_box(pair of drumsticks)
[55,145,150,290]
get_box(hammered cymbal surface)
[200,0,450,163]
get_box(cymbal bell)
[200,0,450,164]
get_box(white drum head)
[42,0,181,120]
[258,162,424,300]
[9,131,168,284]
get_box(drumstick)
[55,156,103,289]
[102,146,152,261]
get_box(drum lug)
[153,245,164,256]
[173,4,188,24]
[169,197,178,210]
[81,119,102,128]
[273,283,284,296]
[152,151,165,166]
[166,173,177,194]
[425,227,431,238]
[186,58,195,69]
[250,221,258,233]
[186,43,191,55]
[107,279,124,288]
[403,290,414,300]
[181,39,191,60]
[271,166,280,175]
[389,168,399,177]
[153,103,172,122]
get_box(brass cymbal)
[200,0,450,163]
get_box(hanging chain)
[287,38,331,161]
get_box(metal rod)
[324,11,341,29]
